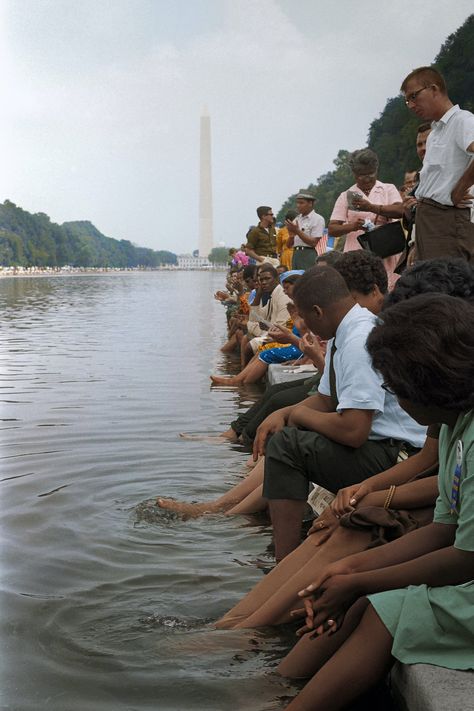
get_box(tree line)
[0,201,177,268]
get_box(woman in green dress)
[277,293,474,711]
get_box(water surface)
[0,272,298,711]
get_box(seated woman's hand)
[331,482,372,518]
[307,506,340,545]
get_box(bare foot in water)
[178,428,239,443]
[210,374,238,386]
[155,497,224,518]
[178,433,232,443]
[220,428,240,442]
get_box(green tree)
[208,246,229,264]
[0,203,178,268]
[277,150,353,224]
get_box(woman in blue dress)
[277,293,474,710]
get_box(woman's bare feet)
[210,374,238,386]
[220,427,240,442]
[155,497,224,518]
[178,430,239,443]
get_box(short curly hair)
[292,265,350,311]
[316,251,343,267]
[334,251,388,295]
[367,294,474,411]
[348,148,379,175]
[385,259,474,308]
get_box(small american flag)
[316,229,333,255]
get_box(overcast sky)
[0,1,472,255]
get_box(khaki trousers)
[415,200,473,261]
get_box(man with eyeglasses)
[244,206,279,266]
[401,66,474,261]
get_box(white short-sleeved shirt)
[416,105,474,206]
[318,304,426,448]
[294,210,325,247]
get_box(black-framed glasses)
[405,86,428,105]
[381,382,396,395]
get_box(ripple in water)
[0,273,299,711]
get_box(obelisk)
[199,108,213,258]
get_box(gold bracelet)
[384,485,396,510]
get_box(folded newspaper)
[307,484,336,516]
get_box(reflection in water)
[0,273,298,711]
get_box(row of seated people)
[212,261,323,385]
[157,252,474,710]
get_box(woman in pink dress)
[329,149,404,288]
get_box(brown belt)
[417,197,455,210]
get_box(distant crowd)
[156,66,474,709]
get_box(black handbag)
[357,220,406,259]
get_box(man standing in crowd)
[402,122,432,264]
[286,189,325,270]
[415,121,431,162]
[244,206,279,266]
[401,66,474,260]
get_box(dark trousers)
[231,376,320,443]
[263,426,404,499]
[292,248,317,270]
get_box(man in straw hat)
[286,188,325,270]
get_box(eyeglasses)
[405,86,428,105]
[381,382,396,395]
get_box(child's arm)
[352,544,473,594]
[304,521,454,591]
[355,476,439,511]
[332,435,438,515]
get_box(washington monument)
[199,109,213,258]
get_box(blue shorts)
[258,345,302,365]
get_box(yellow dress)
[276,227,293,270]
